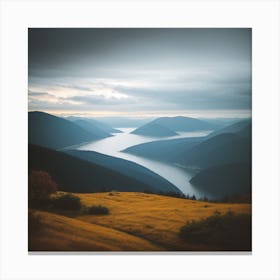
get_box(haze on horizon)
[28,28,252,119]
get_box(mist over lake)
[77,128,214,198]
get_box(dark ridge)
[65,150,181,194]
[190,162,252,197]
[28,111,109,149]
[29,144,179,194]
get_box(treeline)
[143,190,251,203]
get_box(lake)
[77,128,214,199]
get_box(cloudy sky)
[28,28,251,119]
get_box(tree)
[29,170,57,207]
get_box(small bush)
[28,209,42,236]
[52,193,82,210]
[87,205,110,215]
[179,211,251,251]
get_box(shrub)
[52,193,82,210]
[190,195,197,200]
[29,170,57,208]
[28,209,42,236]
[179,211,252,251]
[87,205,110,215]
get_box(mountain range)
[124,119,252,197]
[131,116,219,137]
[28,111,252,199]
[124,119,251,168]
[29,111,112,149]
[66,116,122,134]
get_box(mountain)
[123,137,204,162]
[179,133,251,169]
[65,150,181,194]
[72,119,111,138]
[67,116,122,134]
[29,144,180,194]
[131,123,178,137]
[207,119,251,138]
[85,119,122,134]
[190,163,251,197]
[133,116,218,134]
[124,119,252,198]
[199,118,243,129]
[124,133,251,169]
[28,111,109,149]
[124,119,252,169]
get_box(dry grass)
[29,192,251,251]
[29,210,162,251]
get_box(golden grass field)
[29,192,251,251]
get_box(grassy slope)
[30,210,161,251]
[30,192,251,251]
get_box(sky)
[28,28,252,119]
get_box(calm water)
[77,128,213,198]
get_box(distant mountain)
[131,123,178,137]
[134,116,218,134]
[67,116,122,134]
[28,111,108,150]
[190,163,251,197]
[124,120,252,169]
[125,119,252,198]
[72,119,111,138]
[123,137,204,162]
[95,116,152,128]
[207,119,251,138]
[200,118,243,129]
[65,150,181,194]
[29,144,179,194]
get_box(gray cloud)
[28,90,50,96]
[28,28,251,117]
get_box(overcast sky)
[28,28,251,119]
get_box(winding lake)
[77,128,213,198]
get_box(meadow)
[29,191,251,251]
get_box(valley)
[28,112,252,251]
[75,127,213,198]
[27,28,253,253]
